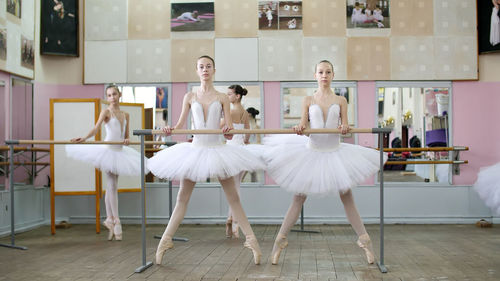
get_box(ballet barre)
[133,127,391,273]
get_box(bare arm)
[493,0,499,10]
[338,96,350,134]
[220,94,233,130]
[243,111,250,144]
[123,113,130,145]
[71,109,109,143]
[173,93,192,129]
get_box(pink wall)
[452,81,500,185]
[263,82,281,129]
[171,83,188,142]
[32,82,103,186]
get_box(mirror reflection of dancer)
[491,0,500,46]
[263,60,387,265]
[224,85,251,239]
[148,56,265,265]
[265,7,273,27]
[177,10,200,21]
[66,86,145,241]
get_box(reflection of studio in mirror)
[190,83,264,184]
[377,84,451,184]
[282,82,356,141]
[116,85,171,182]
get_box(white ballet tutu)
[263,134,385,194]
[148,142,266,182]
[65,144,146,176]
[473,162,500,215]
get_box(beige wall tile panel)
[390,36,435,80]
[434,36,477,80]
[347,37,390,80]
[434,0,476,36]
[214,38,258,81]
[127,40,171,83]
[84,41,127,83]
[302,37,347,80]
[259,37,303,81]
[391,0,433,36]
[128,0,170,39]
[215,0,257,38]
[303,0,346,37]
[85,0,128,40]
[171,39,214,82]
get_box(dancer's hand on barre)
[70,137,86,143]
[222,124,233,140]
[292,125,306,135]
[123,138,130,145]
[339,124,350,135]
[162,126,174,136]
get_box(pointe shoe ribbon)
[155,236,174,265]
[243,235,262,265]
[271,234,288,265]
[357,233,375,264]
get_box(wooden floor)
[1,224,499,281]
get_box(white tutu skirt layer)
[473,162,500,215]
[65,144,146,176]
[148,142,265,182]
[263,135,385,194]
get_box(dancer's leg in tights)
[219,176,261,264]
[339,189,375,264]
[103,172,121,240]
[271,193,307,264]
[227,171,244,237]
[156,179,196,264]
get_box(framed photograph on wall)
[478,0,500,53]
[171,2,214,32]
[346,0,390,29]
[40,0,78,56]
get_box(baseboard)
[0,218,48,238]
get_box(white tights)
[104,172,119,223]
[159,176,256,240]
[277,190,367,237]
[227,171,245,233]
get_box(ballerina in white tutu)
[473,162,500,215]
[224,84,251,239]
[264,60,386,265]
[149,56,264,265]
[66,85,143,241]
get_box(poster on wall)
[40,0,79,56]
[346,0,390,29]
[0,29,6,61]
[478,0,500,53]
[259,1,302,30]
[7,0,22,19]
[21,35,34,70]
[171,2,214,32]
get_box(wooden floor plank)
[1,224,500,280]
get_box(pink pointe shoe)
[271,233,288,265]
[155,236,174,265]
[113,220,122,241]
[243,235,262,265]
[225,219,232,238]
[357,233,375,264]
[103,219,114,241]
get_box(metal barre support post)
[0,141,28,250]
[134,135,153,273]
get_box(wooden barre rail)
[0,162,50,166]
[144,128,377,135]
[385,160,467,165]
[378,147,469,152]
[6,141,168,145]
[0,146,51,152]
